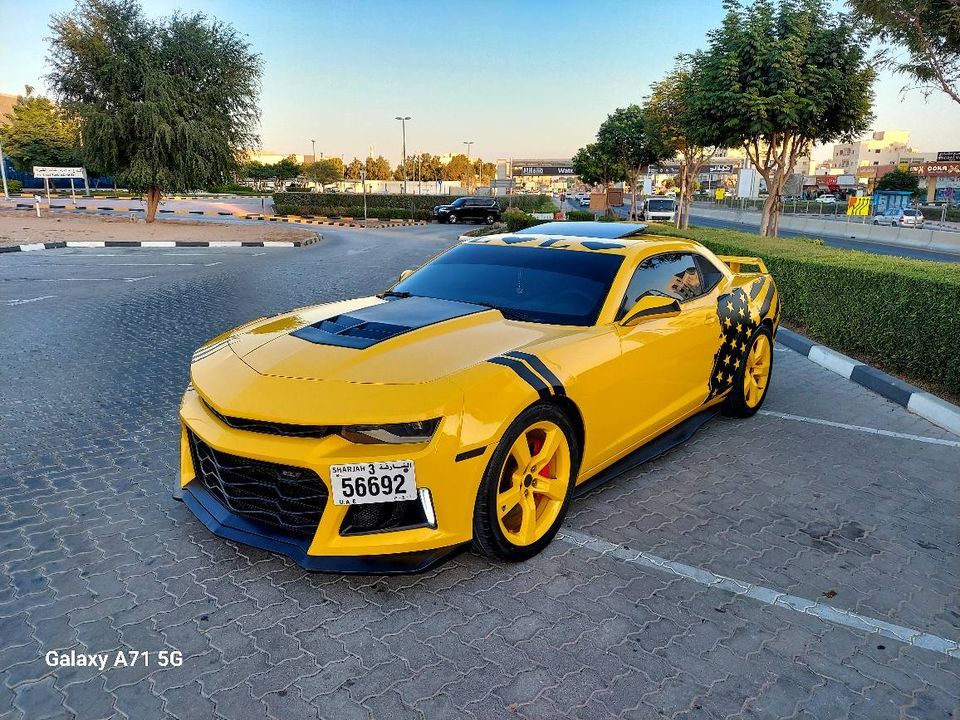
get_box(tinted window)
[451,198,467,207]
[618,253,702,319]
[646,198,676,211]
[392,244,624,326]
[695,255,724,293]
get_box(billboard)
[513,165,575,176]
[936,151,960,162]
[32,166,86,179]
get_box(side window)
[694,254,724,293]
[618,253,703,319]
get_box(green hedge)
[649,224,960,398]
[566,210,595,221]
[504,209,547,232]
[5,179,23,193]
[273,192,554,216]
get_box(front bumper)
[178,388,482,573]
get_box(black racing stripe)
[504,351,566,396]
[631,304,679,319]
[487,357,551,400]
[760,282,776,319]
[455,446,487,462]
[749,277,766,300]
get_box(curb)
[777,327,960,436]
[0,235,321,253]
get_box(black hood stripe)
[487,357,551,400]
[504,351,566,396]
[760,282,776,320]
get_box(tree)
[365,155,392,180]
[271,155,301,189]
[849,0,960,104]
[876,168,921,193]
[47,0,261,221]
[572,143,622,187]
[418,153,444,183]
[442,154,473,184]
[240,160,271,191]
[344,158,364,180]
[693,0,875,236]
[472,159,496,187]
[303,158,344,190]
[644,60,715,228]
[596,104,659,222]
[0,86,83,173]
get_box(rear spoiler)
[717,255,768,274]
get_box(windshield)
[647,199,675,211]
[391,243,624,326]
[451,198,467,207]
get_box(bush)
[649,224,960,398]
[4,179,23,194]
[503,208,547,232]
[206,183,261,194]
[272,191,553,217]
[271,202,432,221]
[566,210,595,221]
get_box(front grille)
[188,431,327,538]
[202,399,333,439]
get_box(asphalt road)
[567,197,960,263]
[2,225,958,719]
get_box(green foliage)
[649,224,960,396]
[272,192,550,215]
[271,156,301,185]
[344,158,364,180]
[848,0,959,104]
[442,154,473,183]
[302,158,344,189]
[0,86,82,173]
[566,210,595,221]
[365,155,393,180]
[876,168,921,193]
[3,179,23,194]
[47,0,262,219]
[503,209,546,232]
[596,105,658,182]
[572,143,622,186]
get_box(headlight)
[339,419,441,444]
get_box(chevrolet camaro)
[177,221,780,573]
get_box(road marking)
[36,276,155,283]
[204,261,222,266]
[758,410,960,447]
[557,529,960,659]
[5,295,55,306]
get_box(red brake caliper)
[529,436,551,477]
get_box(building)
[830,130,931,172]
[0,92,16,124]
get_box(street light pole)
[395,116,410,194]
[463,141,474,193]
[0,135,8,199]
[311,139,316,164]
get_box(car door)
[602,252,724,458]
[462,199,479,221]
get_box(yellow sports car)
[178,222,780,572]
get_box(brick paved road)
[1,226,958,719]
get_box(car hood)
[208,295,563,385]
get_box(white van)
[641,196,677,222]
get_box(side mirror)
[398,269,414,282]
[621,294,681,326]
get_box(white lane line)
[557,529,960,659]
[758,410,960,448]
[204,261,222,266]
[36,276,155,283]
[5,295,56,306]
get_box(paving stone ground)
[1,226,958,719]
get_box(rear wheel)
[723,325,773,418]
[473,404,578,561]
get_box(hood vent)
[291,296,487,349]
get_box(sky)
[2,0,958,165]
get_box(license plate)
[330,461,417,506]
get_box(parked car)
[872,208,925,228]
[578,195,591,207]
[433,197,501,224]
[815,194,837,204]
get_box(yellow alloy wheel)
[496,421,572,547]
[744,333,772,408]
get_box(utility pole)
[395,116,410,194]
[0,135,8,199]
[463,141,474,193]
[360,168,368,228]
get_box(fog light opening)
[419,488,437,529]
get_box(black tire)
[485,214,495,225]
[873,220,879,225]
[722,325,773,418]
[448,213,458,224]
[473,403,580,562]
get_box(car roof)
[513,221,648,239]
[464,226,705,257]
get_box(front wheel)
[485,214,496,225]
[723,325,773,418]
[473,404,579,562]
[448,213,458,224]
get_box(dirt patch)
[0,211,318,247]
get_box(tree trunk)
[145,187,161,223]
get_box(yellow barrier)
[847,196,871,216]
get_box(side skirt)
[573,407,720,498]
